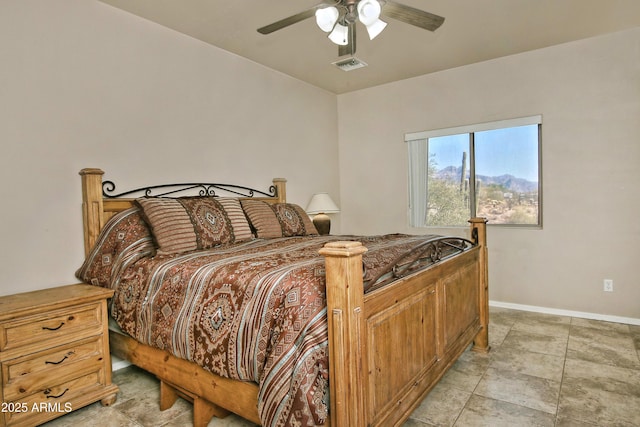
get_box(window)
[406,116,541,227]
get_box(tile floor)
[43,307,640,426]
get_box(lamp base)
[312,213,331,235]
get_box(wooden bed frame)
[79,168,489,427]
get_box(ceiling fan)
[257,0,445,57]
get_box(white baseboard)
[490,300,640,326]
[111,355,132,371]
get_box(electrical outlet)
[603,279,613,292]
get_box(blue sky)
[429,124,539,182]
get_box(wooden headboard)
[79,168,287,256]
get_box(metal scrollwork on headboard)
[102,180,278,199]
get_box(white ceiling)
[99,0,640,94]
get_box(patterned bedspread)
[109,234,454,426]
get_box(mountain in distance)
[437,166,537,193]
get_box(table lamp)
[306,192,340,235]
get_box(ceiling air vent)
[332,57,368,71]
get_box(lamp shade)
[357,0,387,40]
[315,6,339,32]
[328,23,349,46]
[306,193,340,215]
[364,18,387,39]
[357,0,381,26]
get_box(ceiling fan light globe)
[357,0,381,26]
[328,23,349,45]
[365,19,387,40]
[315,6,339,32]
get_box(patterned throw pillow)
[240,199,283,238]
[272,203,318,237]
[241,200,318,238]
[135,197,252,255]
[76,207,155,289]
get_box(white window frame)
[406,115,542,228]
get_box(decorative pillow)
[216,197,253,241]
[135,197,252,255]
[272,203,319,236]
[241,200,318,238]
[240,199,283,238]
[76,207,155,289]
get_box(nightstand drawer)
[3,370,108,426]
[0,302,103,354]
[2,336,105,401]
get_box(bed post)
[469,217,490,353]
[79,168,105,256]
[272,178,287,203]
[319,241,369,427]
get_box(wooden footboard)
[320,218,488,427]
[79,168,488,427]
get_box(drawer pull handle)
[42,322,65,331]
[45,353,72,365]
[44,388,69,399]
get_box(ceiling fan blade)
[338,22,357,57]
[257,8,317,34]
[382,0,445,32]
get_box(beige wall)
[337,27,640,319]
[2,1,638,321]
[0,0,339,295]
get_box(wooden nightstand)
[0,284,118,426]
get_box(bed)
[77,168,489,427]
